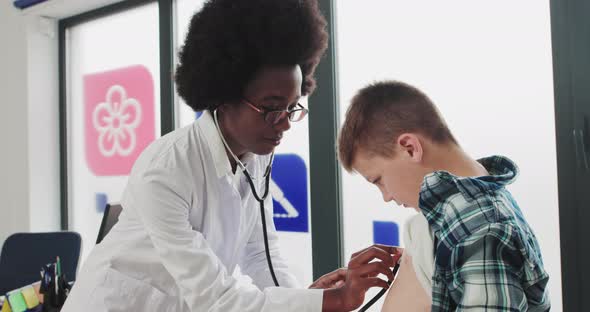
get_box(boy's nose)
[381,191,395,203]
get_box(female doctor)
[62,0,401,311]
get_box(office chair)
[0,232,81,294]
[96,203,123,244]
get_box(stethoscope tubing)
[213,109,280,287]
[212,109,400,307]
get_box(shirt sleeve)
[123,165,323,312]
[448,223,531,311]
[239,191,303,289]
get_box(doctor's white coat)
[62,111,323,312]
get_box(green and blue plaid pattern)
[419,156,550,311]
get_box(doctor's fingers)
[309,268,347,289]
[360,277,390,290]
[362,268,391,279]
[348,246,396,269]
[319,268,348,284]
[350,244,403,263]
[350,244,402,258]
[354,261,394,282]
[325,268,348,281]
[391,246,404,263]
[375,243,403,254]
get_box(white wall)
[25,14,61,239]
[0,0,31,250]
[0,0,121,251]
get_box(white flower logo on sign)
[92,85,142,157]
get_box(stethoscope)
[213,109,281,287]
[213,109,399,309]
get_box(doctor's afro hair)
[175,0,328,112]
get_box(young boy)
[338,81,550,311]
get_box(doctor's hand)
[320,244,403,312]
[308,268,347,289]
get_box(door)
[551,0,590,310]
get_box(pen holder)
[39,263,72,312]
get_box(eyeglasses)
[243,98,309,125]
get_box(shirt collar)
[198,110,256,178]
[418,155,519,226]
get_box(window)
[63,2,160,261]
[335,1,561,309]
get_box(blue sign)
[271,154,309,232]
[373,221,399,246]
[96,193,108,213]
[13,0,48,9]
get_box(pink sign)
[84,65,155,176]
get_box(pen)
[55,262,58,295]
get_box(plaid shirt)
[419,156,550,311]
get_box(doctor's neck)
[216,110,247,173]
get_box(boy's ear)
[397,133,423,163]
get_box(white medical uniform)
[62,111,323,312]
